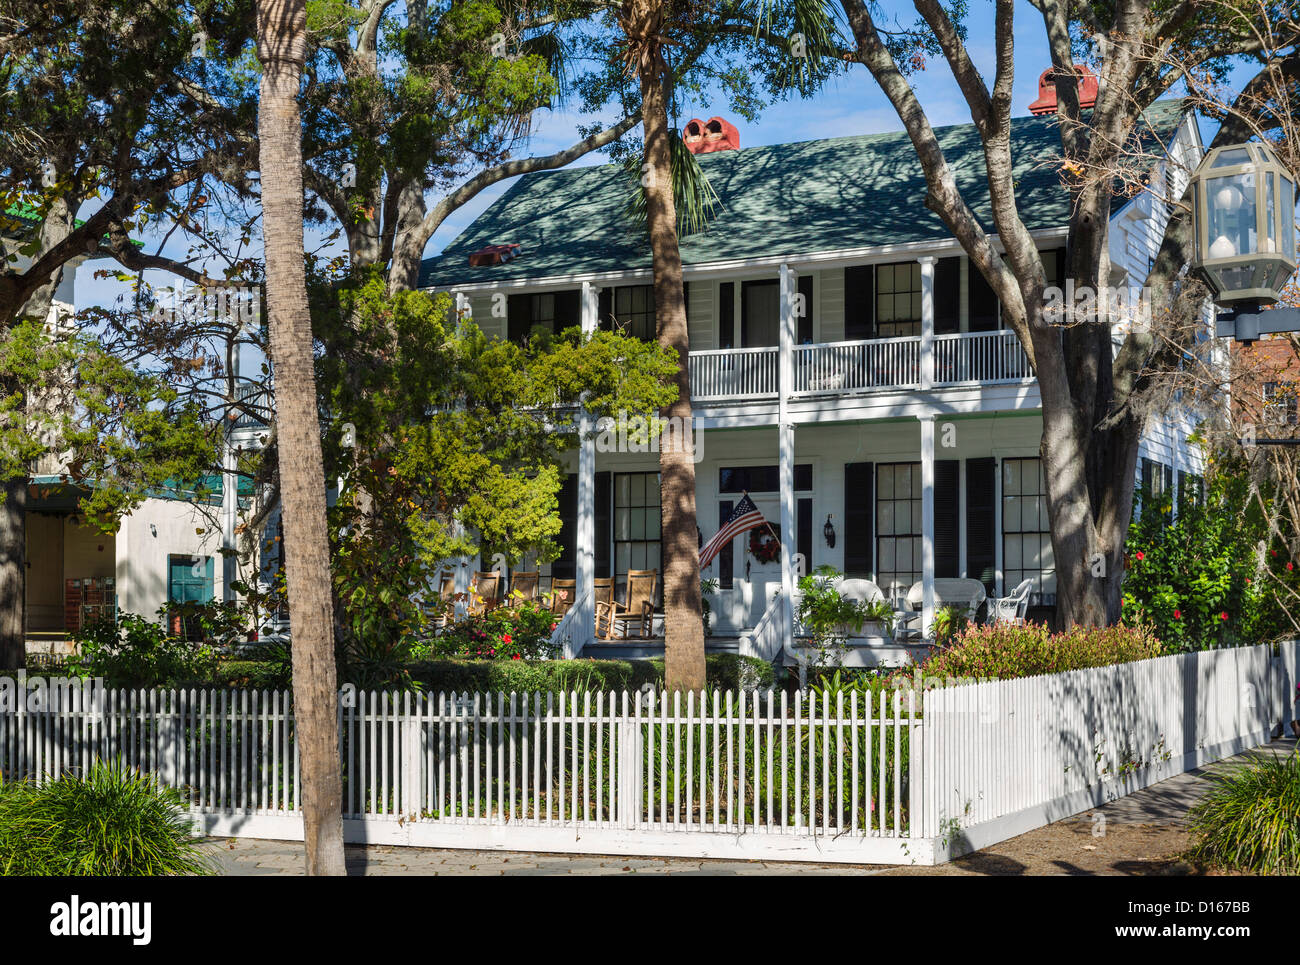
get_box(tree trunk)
[256,0,346,877]
[0,476,25,669]
[633,8,706,693]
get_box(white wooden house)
[418,96,1205,665]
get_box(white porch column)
[574,281,600,654]
[920,414,936,639]
[778,263,797,650]
[918,256,936,391]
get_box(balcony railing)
[932,330,1032,386]
[792,336,920,395]
[687,331,1032,402]
[689,345,779,400]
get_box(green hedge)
[163,653,775,694]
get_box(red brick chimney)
[1028,65,1098,115]
[683,117,740,154]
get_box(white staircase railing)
[550,588,590,660]
[742,589,787,662]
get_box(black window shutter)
[965,457,996,594]
[717,500,734,589]
[844,462,873,579]
[719,282,735,349]
[797,274,814,344]
[683,280,690,331]
[551,473,578,580]
[797,498,813,573]
[1141,458,1154,493]
[553,289,580,333]
[507,294,530,342]
[845,266,874,340]
[935,257,960,335]
[1055,248,1067,287]
[597,287,612,332]
[968,260,1000,332]
[935,460,960,577]
[594,471,612,579]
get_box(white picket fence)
[0,641,1293,864]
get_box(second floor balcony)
[688,329,1032,402]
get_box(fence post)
[618,696,643,830]
[402,693,419,821]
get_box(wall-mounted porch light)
[823,514,836,548]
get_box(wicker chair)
[549,578,577,617]
[596,569,658,640]
[510,571,540,603]
[469,570,501,616]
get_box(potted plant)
[700,578,719,636]
[795,568,892,664]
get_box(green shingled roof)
[419,99,1189,289]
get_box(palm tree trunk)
[0,474,25,669]
[630,0,706,692]
[255,0,346,876]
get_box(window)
[717,499,734,589]
[875,262,921,337]
[1263,381,1298,426]
[1002,458,1055,607]
[611,285,656,341]
[168,555,214,604]
[876,463,921,593]
[719,464,812,494]
[168,555,214,642]
[742,280,780,347]
[614,472,661,591]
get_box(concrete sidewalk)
[212,736,1296,876]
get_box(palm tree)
[619,0,707,693]
[255,0,346,876]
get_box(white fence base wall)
[195,811,935,864]
[927,729,1270,864]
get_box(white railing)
[688,346,778,401]
[741,590,786,662]
[550,588,590,660]
[791,336,921,395]
[932,330,1033,386]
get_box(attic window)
[468,243,522,267]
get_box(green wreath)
[749,525,781,564]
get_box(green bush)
[423,600,561,661]
[905,621,1163,681]
[1122,471,1287,651]
[403,653,774,695]
[67,612,219,688]
[0,761,215,876]
[1187,750,1300,874]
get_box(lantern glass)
[1283,177,1296,256]
[1206,173,1257,260]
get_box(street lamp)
[1190,142,1299,341]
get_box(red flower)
[512,654,521,660]
[502,633,512,644]
[1220,611,1229,621]
[1272,549,1278,556]
[1173,609,1182,619]
[1288,563,1294,572]
[1246,578,1253,585]
[550,623,558,631]
[1134,551,1144,561]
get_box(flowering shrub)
[429,600,560,660]
[1121,473,1286,652]
[906,621,1163,681]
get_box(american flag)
[699,494,768,569]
